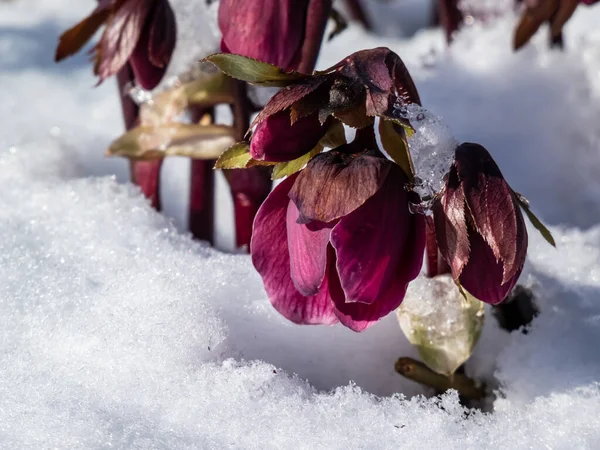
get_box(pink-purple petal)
[286,201,332,296]
[96,0,151,83]
[218,0,309,70]
[330,164,410,304]
[250,111,326,162]
[459,228,521,305]
[251,174,338,325]
[328,251,410,332]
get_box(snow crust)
[2,1,600,448]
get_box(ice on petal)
[393,103,457,200]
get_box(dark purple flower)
[243,47,420,165]
[433,143,528,304]
[514,0,596,50]
[251,139,426,331]
[55,0,176,90]
[218,0,332,72]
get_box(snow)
[2,0,600,448]
[394,104,457,199]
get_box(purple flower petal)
[288,149,392,224]
[433,164,471,280]
[129,0,175,90]
[147,0,176,69]
[251,174,338,325]
[331,165,416,304]
[218,0,309,70]
[96,0,152,83]
[459,228,522,305]
[329,209,425,332]
[286,201,333,296]
[250,111,326,162]
[455,143,528,284]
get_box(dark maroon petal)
[130,44,165,90]
[250,174,338,325]
[289,150,392,224]
[249,111,326,162]
[334,47,421,116]
[95,0,152,83]
[388,50,421,106]
[147,0,176,69]
[455,143,528,283]
[218,0,309,70]
[433,164,471,280]
[331,165,414,304]
[581,0,599,4]
[55,2,111,62]
[459,228,522,305]
[251,77,327,127]
[329,207,425,332]
[287,201,333,296]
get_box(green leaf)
[515,193,556,247]
[378,114,415,137]
[272,145,323,180]
[107,124,234,161]
[202,53,307,87]
[378,119,414,180]
[214,142,252,169]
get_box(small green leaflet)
[515,192,556,247]
[202,54,307,87]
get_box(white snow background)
[2,0,600,448]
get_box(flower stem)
[186,107,216,244]
[395,357,485,400]
[425,216,450,278]
[116,63,163,211]
[225,80,272,250]
[297,0,334,73]
[438,0,463,44]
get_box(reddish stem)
[116,64,163,210]
[188,107,215,244]
[297,0,334,73]
[226,80,272,250]
[438,0,463,44]
[189,160,215,244]
[425,216,450,278]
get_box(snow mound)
[3,0,600,447]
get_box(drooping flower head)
[243,47,421,165]
[251,132,426,331]
[218,0,332,73]
[433,143,528,304]
[55,0,177,89]
[514,0,599,50]
[210,47,426,331]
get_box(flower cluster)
[207,47,554,331]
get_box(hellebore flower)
[514,0,599,50]
[218,0,332,73]
[245,46,421,132]
[433,143,528,305]
[251,138,426,332]
[55,0,177,89]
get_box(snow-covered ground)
[2,1,600,448]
